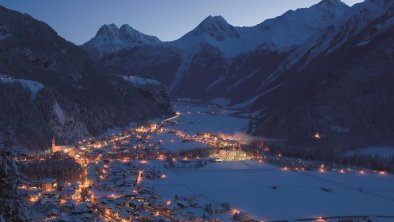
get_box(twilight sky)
[0,0,363,45]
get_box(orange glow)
[18,185,27,190]
[379,171,387,175]
[29,196,39,203]
[282,166,289,171]
[314,132,321,139]
[59,199,66,205]
[105,209,111,216]
[140,160,148,164]
[319,168,325,173]
[339,169,345,174]
[231,209,240,214]
[121,158,130,163]
[137,170,144,184]
[160,174,167,179]
[157,154,166,160]
[359,170,365,175]
[166,200,171,206]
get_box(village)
[14,102,394,222]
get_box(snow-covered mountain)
[82,24,161,61]
[89,0,350,97]
[84,0,348,59]
[249,0,394,150]
[91,0,394,151]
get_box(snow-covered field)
[151,160,394,221]
[168,102,249,135]
[149,133,208,152]
[148,101,249,152]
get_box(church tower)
[51,137,56,153]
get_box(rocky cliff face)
[0,6,172,150]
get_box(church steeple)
[51,137,56,153]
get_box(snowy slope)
[122,75,161,87]
[169,0,349,57]
[0,75,44,99]
[281,0,394,71]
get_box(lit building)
[51,137,73,153]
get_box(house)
[41,178,56,192]
[46,208,59,219]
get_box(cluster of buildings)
[16,117,245,221]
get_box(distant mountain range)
[83,0,394,150]
[0,6,172,150]
[84,0,349,97]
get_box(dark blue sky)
[0,0,362,45]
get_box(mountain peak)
[189,15,239,41]
[201,15,228,25]
[83,24,160,61]
[316,0,348,9]
[119,24,137,34]
[97,23,119,36]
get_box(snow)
[122,75,161,87]
[169,102,248,135]
[356,40,371,47]
[280,0,394,72]
[209,98,231,107]
[0,26,11,41]
[167,1,348,59]
[0,76,44,99]
[53,102,66,125]
[151,160,394,221]
[82,24,160,59]
[150,133,208,152]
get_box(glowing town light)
[339,169,345,174]
[379,171,387,175]
[231,209,240,214]
[314,132,321,139]
[166,200,171,206]
[29,196,39,203]
[59,199,66,205]
[140,160,148,164]
[136,170,144,184]
[282,166,289,171]
[359,170,365,175]
[157,154,166,160]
